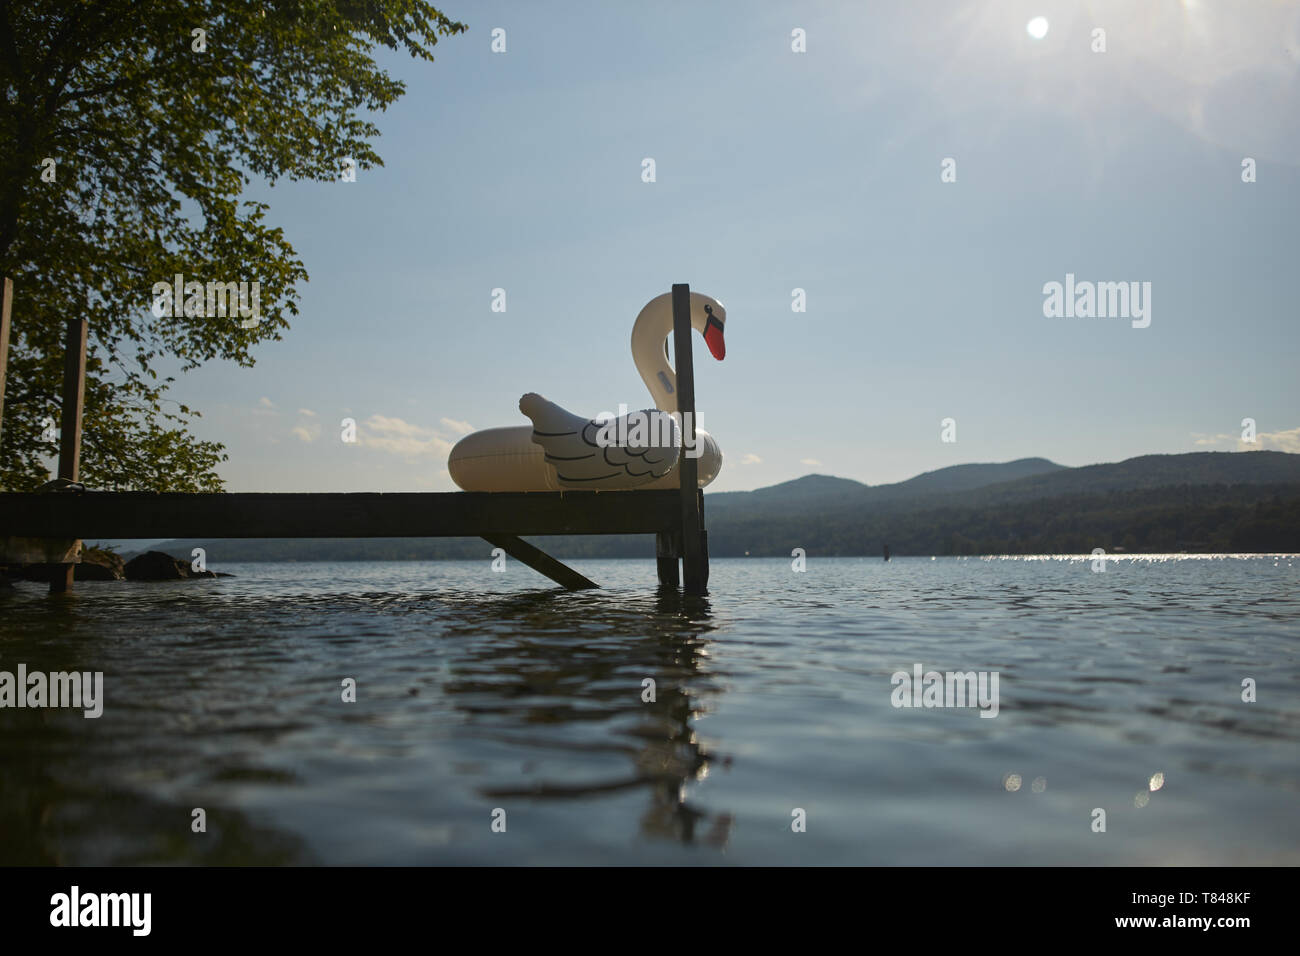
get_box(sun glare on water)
[1026,16,1049,39]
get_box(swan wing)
[518,393,680,489]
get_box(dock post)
[699,520,709,589]
[655,530,680,587]
[0,278,11,448]
[50,316,87,593]
[671,283,708,595]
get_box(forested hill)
[704,452,1299,517]
[128,451,1300,561]
[702,457,1066,516]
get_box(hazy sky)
[171,0,1300,493]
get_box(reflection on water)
[435,588,732,847]
[1,555,1297,864]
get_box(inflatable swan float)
[448,291,727,492]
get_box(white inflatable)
[448,291,727,492]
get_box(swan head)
[702,300,726,360]
[633,290,729,412]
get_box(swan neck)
[631,296,678,413]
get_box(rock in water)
[124,550,219,581]
[77,547,126,580]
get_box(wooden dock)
[0,282,710,594]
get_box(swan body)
[448,291,727,492]
[518,393,680,489]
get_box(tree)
[0,1,465,490]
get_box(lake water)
[1,555,1297,865]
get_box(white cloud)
[739,453,762,465]
[800,458,822,467]
[358,414,455,460]
[1257,427,1300,453]
[291,422,321,443]
[440,417,475,436]
[1191,426,1300,453]
[252,396,278,417]
[297,408,316,417]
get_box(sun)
[1026,16,1049,39]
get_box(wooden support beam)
[699,524,710,589]
[51,316,87,593]
[58,317,88,483]
[482,533,598,590]
[0,277,11,449]
[0,490,682,540]
[671,283,708,595]
[655,530,679,587]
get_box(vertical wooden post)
[698,504,709,589]
[50,316,87,593]
[0,278,11,447]
[671,283,707,595]
[655,530,679,587]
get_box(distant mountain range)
[126,451,1300,561]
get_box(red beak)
[704,320,726,360]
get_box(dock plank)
[0,490,682,540]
